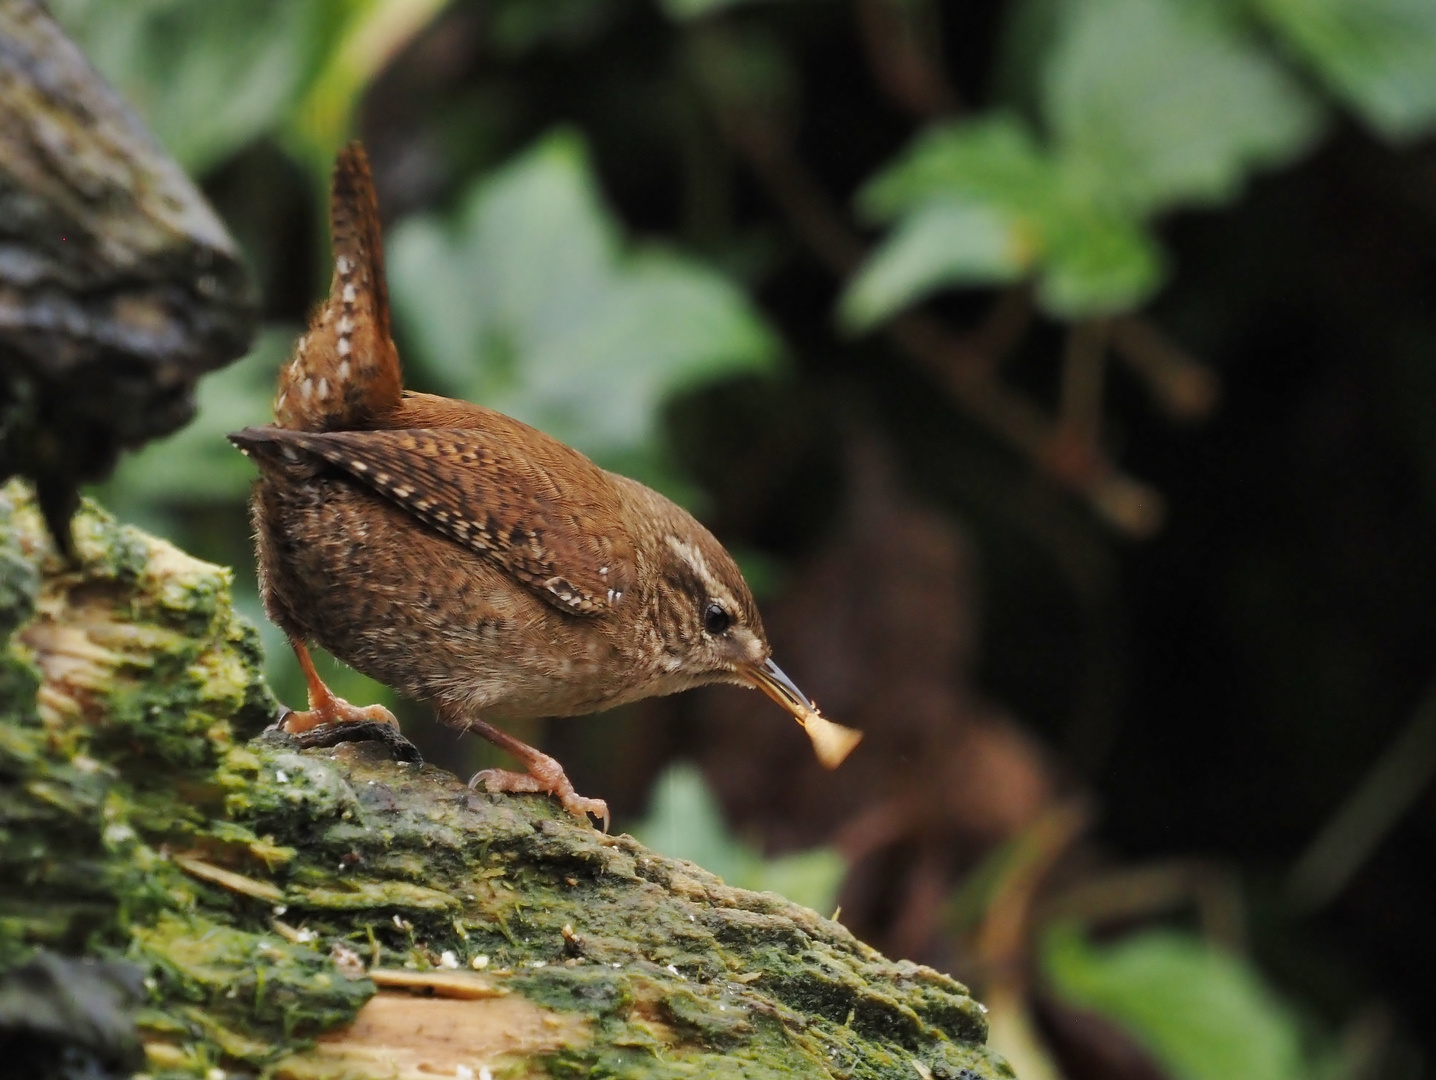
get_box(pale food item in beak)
[801,708,865,769]
[748,658,863,769]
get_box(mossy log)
[0,483,1010,1080]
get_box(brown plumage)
[230,144,860,826]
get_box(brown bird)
[229,144,860,828]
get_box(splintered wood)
[277,991,590,1080]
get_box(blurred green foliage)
[660,0,772,20]
[47,0,347,173]
[49,0,1436,1072]
[1043,926,1316,1080]
[845,113,1166,323]
[846,0,1436,325]
[632,763,847,914]
[388,129,780,484]
[1251,0,1436,140]
[846,0,1330,324]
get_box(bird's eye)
[703,602,731,635]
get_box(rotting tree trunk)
[0,482,1011,1080]
[0,0,256,546]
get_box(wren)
[230,144,861,828]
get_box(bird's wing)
[230,425,636,617]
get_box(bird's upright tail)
[273,143,403,432]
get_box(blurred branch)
[832,794,918,864]
[1039,861,1247,954]
[853,0,959,118]
[720,113,866,272]
[889,845,958,962]
[1045,319,1166,535]
[1332,1007,1398,1080]
[1109,316,1220,423]
[1287,680,1436,911]
[972,801,1091,985]
[967,284,1036,367]
[709,92,1164,536]
[1054,318,1111,475]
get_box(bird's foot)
[280,696,399,734]
[470,755,610,832]
[282,639,400,733]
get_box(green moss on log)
[0,483,1010,1080]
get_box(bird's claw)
[470,763,610,832]
[281,697,398,734]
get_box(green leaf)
[846,114,1163,322]
[387,130,780,464]
[1253,0,1436,141]
[843,0,1323,327]
[632,764,847,914]
[1044,0,1324,215]
[1037,197,1164,316]
[632,763,748,883]
[1043,926,1311,1080]
[49,0,345,174]
[840,202,1029,331]
[287,0,456,168]
[858,114,1058,224]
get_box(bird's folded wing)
[230,425,636,617]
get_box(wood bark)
[0,485,1010,1080]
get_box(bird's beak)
[744,658,863,769]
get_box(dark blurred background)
[56,0,1436,1076]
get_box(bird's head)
[640,498,862,769]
